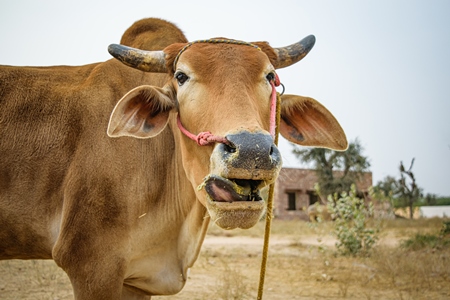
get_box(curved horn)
[273,35,316,69]
[108,44,167,73]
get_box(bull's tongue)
[201,175,261,203]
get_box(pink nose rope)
[176,74,282,146]
[176,115,231,146]
[269,74,281,137]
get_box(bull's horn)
[273,35,316,69]
[108,44,167,73]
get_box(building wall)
[274,168,373,220]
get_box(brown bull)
[308,203,333,222]
[0,18,347,299]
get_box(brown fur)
[0,18,347,299]
[0,18,200,298]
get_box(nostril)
[269,145,274,156]
[223,142,237,154]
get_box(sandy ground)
[1,219,449,299]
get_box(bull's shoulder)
[0,63,107,107]
[120,18,188,50]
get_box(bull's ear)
[107,85,175,139]
[279,94,348,150]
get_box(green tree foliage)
[372,176,397,215]
[436,197,450,206]
[423,193,437,206]
[373,176,397,196]
[376,178,449,208]
[293,138,370,198]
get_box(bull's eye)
[175,72,189,86]
[266,72,275,82]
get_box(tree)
[374,176,397,196]
[373,175,397,208]
[293,138,370,198]
[397,158,422,219]
[375,159,425,218]
[424,193,437,206]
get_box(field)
[1,218,449,299]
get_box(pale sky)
[1,0,449,196]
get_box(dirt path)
[205,235,337,247]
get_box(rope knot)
[196,131,214,146]
[195,131,230,146]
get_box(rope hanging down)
[257,81,281,300]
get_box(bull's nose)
[221,132,282,171]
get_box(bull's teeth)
[232,181,252,196]
[251,193,263,201]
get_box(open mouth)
[198,175,269,229]
[201,175,265,203]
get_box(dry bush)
[213,262,251,300]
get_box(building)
[273,168,373,220]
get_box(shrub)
[441,220,450,236]
[401,220,450,250]
[214,262,251,300]
[328,184,379,256]
[400,233,442,250]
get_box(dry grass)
[1,218,449,299]
[0,259,73,299]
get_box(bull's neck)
[167,113,211,281]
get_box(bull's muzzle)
[202,131,282,229]
[214,131,282,180]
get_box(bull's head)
[106,36,347,229]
